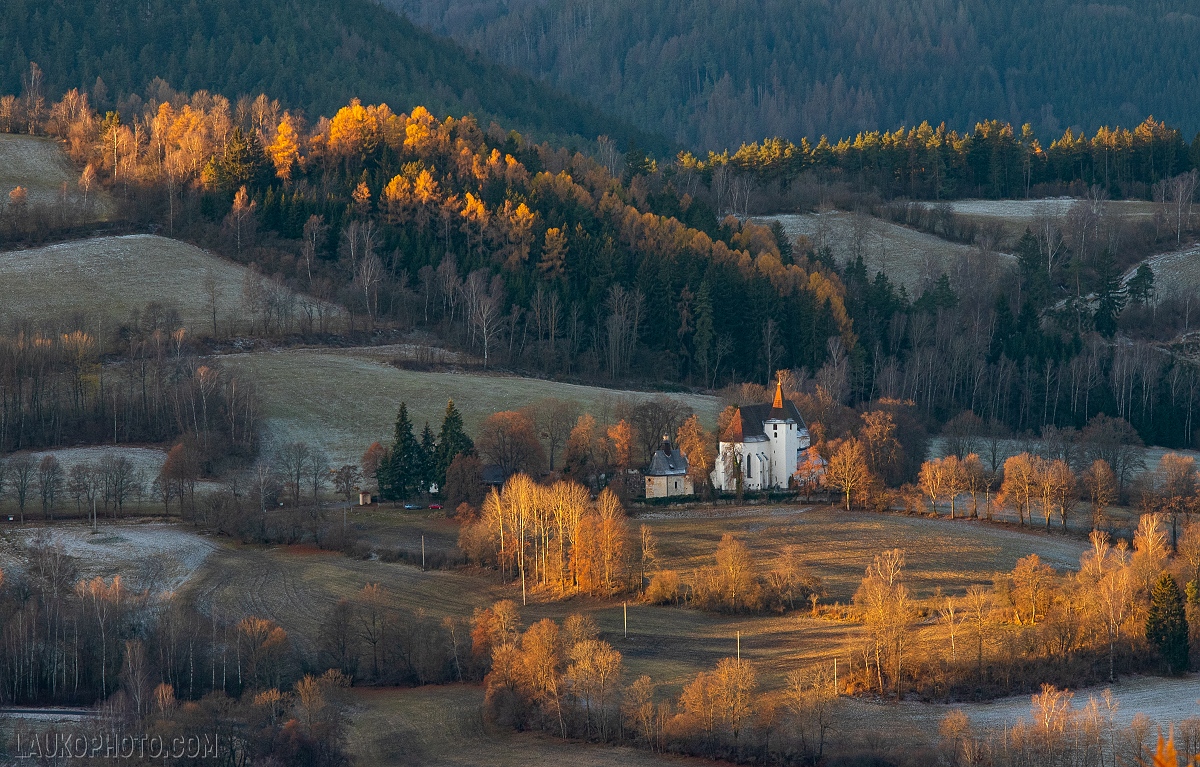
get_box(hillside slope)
[0,235,336,332]
[0,0,657,149]
[395,0,1200,150]
[221,349,721,465]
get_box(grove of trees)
[0,537,351,765]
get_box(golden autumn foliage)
[538,226,567,278]
[465,474,630,598]
[11,85,861,391]
[266,113,301,181]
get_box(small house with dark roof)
[481,464,508,488]
[712,379,811,492]
[645,437,693,498]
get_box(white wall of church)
[711,420,815,493]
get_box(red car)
[429,503,443,510]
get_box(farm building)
[711,380,810,492]
[481,464,508,488]
[645,438,693,498]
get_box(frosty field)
[759,211,1011,293]
[0,134,114,219]
[222,348,722,465]
[0,234,327,332]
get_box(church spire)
[772,377,784,409]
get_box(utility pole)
[737,631,741,661]
[623,602,628,638]
[421,535,425,571]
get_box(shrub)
[645,570,683,605]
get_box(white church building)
[711,381,811,492]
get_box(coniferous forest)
[395,0,1200,150]
[0,0,656,151]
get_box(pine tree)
[537,227,567,279]
[1015,229,1050,307]
[381,403,421,500]
[435,399,474,490]
[988,294,1015,363]
[1092,249,1126,337]
[1126,263,1155,306]
[208,127,271,192]
[692,282,714,387]
[1147,572,1189,675]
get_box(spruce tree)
[209,127,272,191]
[1092,249,1126,338]
[1147,572,1189,675]
[1015,229,1051,307]
[692,282,714,386]
[1126,263,1155,306]
[382,403,421,500]
[435,399,474,490]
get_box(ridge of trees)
[0,78,851,390]
[0,0,658,151]
[396,0,1200,151]
[0,319,258,461]
[688,118,1200,205]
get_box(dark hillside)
[395,0,1200,150]
[0,0,660,150]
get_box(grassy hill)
[759,212,1005,295]
[0,0,660,151]
[221,348,722,465]
[0,234,335,332]
[0,134,113,219]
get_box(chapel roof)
[647,440,690,476]
[720,381,807,443]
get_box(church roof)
[647,445,689,476]
[721,383,806,443]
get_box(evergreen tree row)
[377,400,474,500]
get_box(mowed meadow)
[222,348,723,464]
[0,234,336,332]
[759,211,1009,293]
[0,133,113,218]
[186,505,1088,691]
